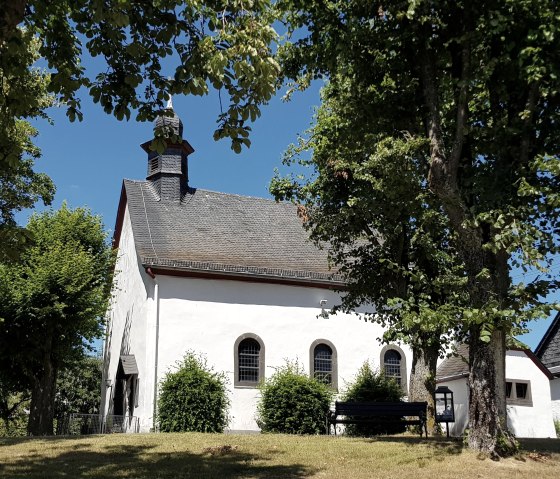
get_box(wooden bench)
[326,401,428,437]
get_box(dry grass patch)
[0,433,558,479]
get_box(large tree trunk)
[409,341,439,435]
[27,353,57,436]
[467,327,509,455]
[418,28,516,454]
[465,246,512,456]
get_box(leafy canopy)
[2,1,280,154]
[271,78,467,350]
[0,31,55,260]
[273,0,560,341]
[0,204,114,386]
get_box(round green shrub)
[342,362,404,436]
[158,352,229,433]
[257,362,334,434]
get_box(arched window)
[234,334,265,387]
[384,350,402,385]
[310,339,338,390]
[380,345,408,394]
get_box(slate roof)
[119,179,344,285]
[120,355,139,376]
[436,344,469,382]
[535,311,560,372]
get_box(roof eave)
[141,260,346,290]
[436,373,469,383]
[534,311,560,357]
[112,182,128,250]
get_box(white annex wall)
[438,377,469,437]
[155,275,411,431]
[439,351,556,438]
[551,378,560,420]
[505,351,556,438]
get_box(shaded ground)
[0,433,558,479]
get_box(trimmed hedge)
[257,362,334,434]
[158,353,229,433]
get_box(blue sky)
[18,75,555,351]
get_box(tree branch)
[519,82,539,166]
[0,0,26,45]
[450,43,471,170]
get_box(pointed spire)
[166,95,173,110]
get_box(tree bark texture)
[27,352,57,436]
[409,342,439,435]
[468,328,508,451]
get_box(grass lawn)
[0,433,559,479]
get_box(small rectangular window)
[506,379,532,407]
[150,157,159,172]
[515,382,527,399]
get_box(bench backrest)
[334,401,427,417]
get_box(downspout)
[147,267,160,431]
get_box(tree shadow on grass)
[0,442,315,479]
[518,438,560,454]
[351,434,464,457]
[358,435,560,458]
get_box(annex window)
[505,379,532,406]
[234,333,265,387]
[380,345,408,394]
[310,339,338,390]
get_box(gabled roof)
[436,344,469,382]
[436,344,554,382]
[114,180,344,287]
[535,312,560,369]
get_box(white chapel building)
[100,107,412,432]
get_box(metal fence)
[57,414,140,435]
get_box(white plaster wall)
[550,378,560,421]
[437,378,469,437]
[439,351,556,438]
[102,206,155,432]
[154,275,412,431]
[505,351,556,437]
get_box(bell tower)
[141,99,194,202]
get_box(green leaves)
[0,204,114,374]
[158,352,229,433]
[257,361,333,434]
